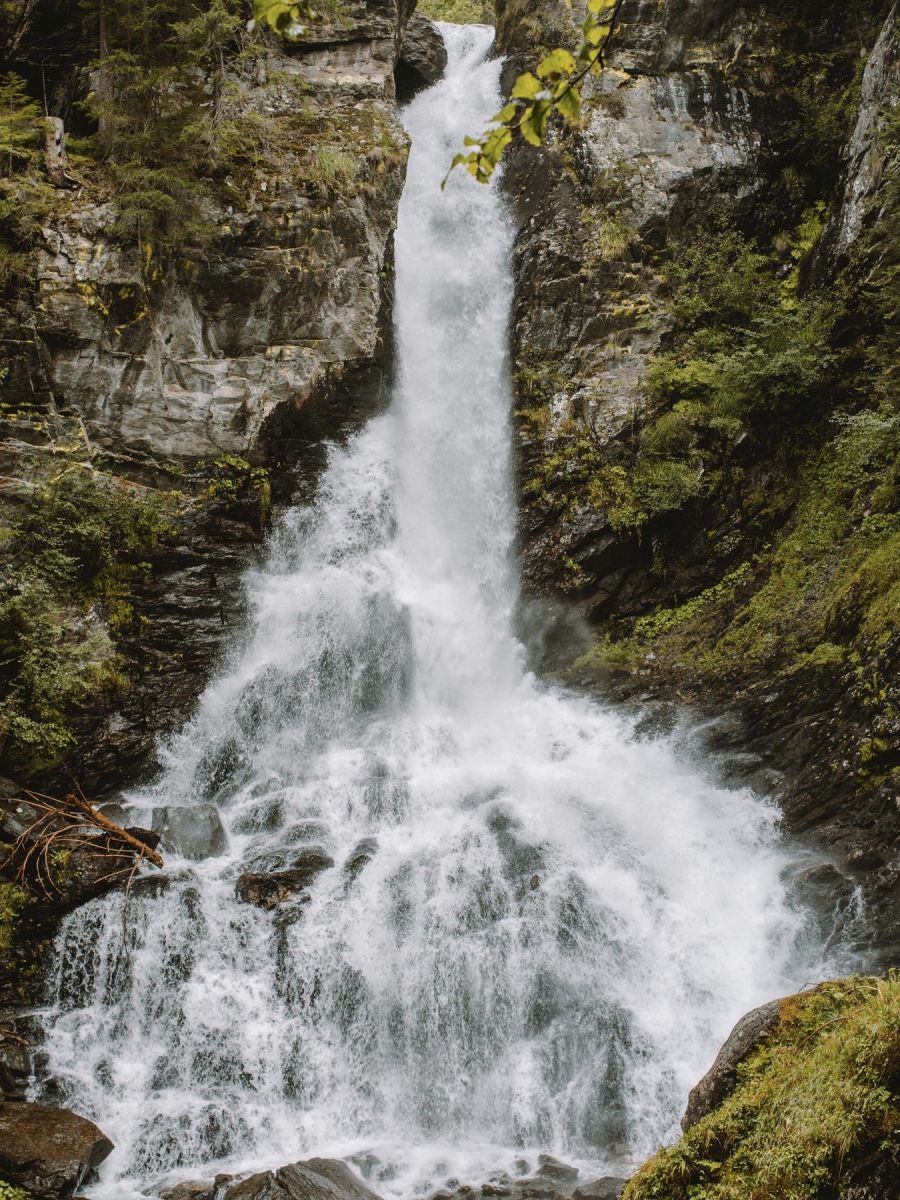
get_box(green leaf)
[484,126,512,158]
[491,103,518,124]
[520,99,552,147]
[555,84,581,123]
[253,0,314,34]
[536,48,576,80]
[511,72,542,100]
[586,22,611,46]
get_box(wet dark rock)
[237,849,333,910]
[435,1169,601,1200]
[536,1157,579,1187]
[223,1158,382,1200]
[159,1183,214,1200]
[231,796,286,835]
[235,870,308,910]
[0,1025,31,1099]
[791,862,862,948]
[573,1180,626,1200]
[0,1100,113,1199]
[682,996,784,1130]
[396,13,448,101]
[293,847,335,875]
[150,804,228,861]
[519,1181,558,1199]
[344,837,378,880]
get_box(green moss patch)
[625,975,900,1200]
[0,881,28,958]
[418,0,495,24]
[0,470,181,774]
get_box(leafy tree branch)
[250,0,318,36]
[446,0,626,185]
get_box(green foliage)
[0,880,28,957]
[585,408,899,684]
[0,72,41,171]
[204,454,271,523]
[709,410,899,673]
[648,221,836,432]
[625,976,900,1200]
[448,0,626,183]
[0,1183,31,1200]
[0,72,54,287]
[418,0,492,22]
[0,472,179,772]
[77,0,256,257]
[0,1182,31,1200]
[523,212,843,544]
[311,145,357,183]
[251,0,317,36]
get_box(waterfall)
[39,26,822,1198]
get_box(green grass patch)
[625,975,900,1200]
[417,0,494,23]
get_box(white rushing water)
[40,25,825,1198]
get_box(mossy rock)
[625,975,900,1200]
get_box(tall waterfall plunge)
[41,26,823,1198]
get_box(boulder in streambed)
[681,995,784,1130]
[236,848,334,910]
[395,14,447,101]
[105,798,227,862]
[536,1157,579,1188]
[149,805,227,860]
[573,1180,626,1200]
[344,838,378,882]
[223,1158,381,1200]
[0,1100,113,1198]
[159,1184,213,1200]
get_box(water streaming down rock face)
[41,25,823,1198]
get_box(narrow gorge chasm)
[0,4,897,1200]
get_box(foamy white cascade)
[41,26,821,1199]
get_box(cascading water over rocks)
[39,24,827,1199]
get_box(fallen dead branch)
[1,784,162,904]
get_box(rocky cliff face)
[497,0,899,964]
[0,1,430,794]
[3,1,414,467]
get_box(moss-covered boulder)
[625,976,900,1200]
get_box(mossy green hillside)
[0,441,276,781]
[572,60,899,790]
[0,469,181,775]
[624,975,900,1200]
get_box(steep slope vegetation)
[497,0,899,964]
